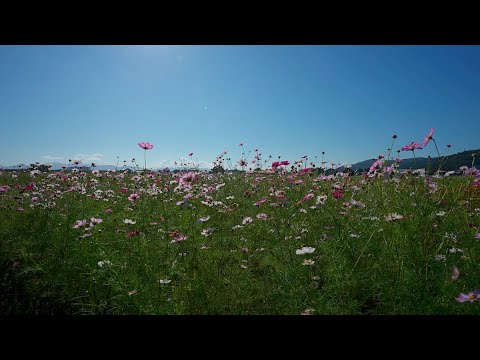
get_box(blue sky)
[1,45,479,169]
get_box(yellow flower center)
[469,294,477,300]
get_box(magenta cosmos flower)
[422,128,434,146]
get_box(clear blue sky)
[1,45,479,168]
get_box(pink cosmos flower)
[73,219,87,229]
[90,217,103,225]
[475,233,480,239]
[254,198,268,206]
[128,193,140,202]
[105,208,113,214]
[401,142,423,151]
[256,213,269,220]
[170,231,188,243]
[179,172,199,188]
[369,159,384,172]
[138,142,154,150]
[422,128,434,146]
[299,193,315,203]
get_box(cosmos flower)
[299,193,315,203]
[254,198,268,206]
[422,128,434,146]
[332,190,344,200]
[90,217,103,225]
[138,142,154,150]
[385,213,403,221]
[401,142,423,151]
[170,231,188,243]
[73,219,87,229]
[242,217,253,225]
[451,266,460,281]
[256,213,269,220]
[128,193,140,202]
[296,247,316,255]
[201,228,215,236]
[456,289,480,303]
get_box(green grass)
[0,169,479,314]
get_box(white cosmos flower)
[296,247,316,255]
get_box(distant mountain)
[1,161,209,172]
[3,149,478,173]
[2,162,118,171]
[349,149,479,172]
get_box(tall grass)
[1,161,479,314]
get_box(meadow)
[1,143,480,315]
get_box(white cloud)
[198,161,214,169]
[150,159,214,170]
[72,153,114,165]
[41,155,65,162]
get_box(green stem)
[432,138,441,158]
[387,138,396,160]
[432,139,443,173]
